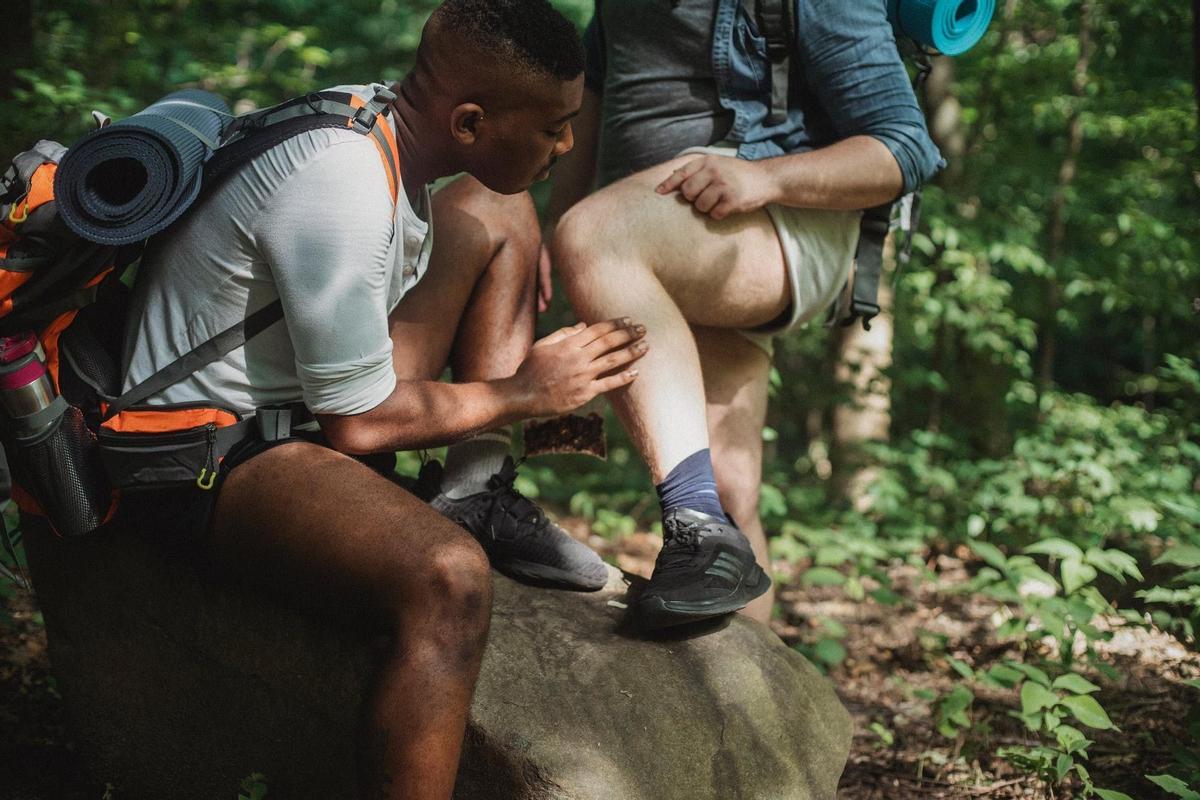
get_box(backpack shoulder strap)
[103,299,284,420]
[742,0,794,125]
[202,85,400,204]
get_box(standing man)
[546,0,943,629]
[121,2,645,797]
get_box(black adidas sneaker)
[635,507,770,629]
[419,457,610,591]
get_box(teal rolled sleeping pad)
[886,0,996,55]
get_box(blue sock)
[655,448,728,522]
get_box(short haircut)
[433,0,585,81]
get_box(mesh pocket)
[9,404,113,537]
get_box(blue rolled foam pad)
[55,89,230,246]
[887,0,996,55]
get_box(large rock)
[24,517,851,800]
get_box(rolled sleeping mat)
[886,0,996,55]
[54,89,230,246]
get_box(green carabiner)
[196,467,217,490]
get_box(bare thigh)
[210,440,489,629]
[561,155,791,330]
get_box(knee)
[490,190,539,258]
[442,176,539,258]
[552,195,616,290]
[392,537,493,665]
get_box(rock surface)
[25,517,851,800]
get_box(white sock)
[441,428,513,499]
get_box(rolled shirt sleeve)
[794,0,945,193]
[254,139,398,416]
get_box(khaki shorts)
[676,146,861,357]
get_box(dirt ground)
[2,523,1197,799]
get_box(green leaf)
[1146,775,1200,800]
[1025,538,1084,560]
[936,686,974,714]
[1054,753,1073,781]
[1093,790,1135,800]
[971,540,1009,571]
[1156,546,1200,569]
[1162,500,1200,525]
[801,567,846,587]
[1061,695,1115,730]
[1021,681,1059,716]
[949,658,975,680]
[1053,674,1101,695]
[1184,679,1200,692]
[985,664,1024,688]
[1012,662,1052,687]
[812,638,848,666]
[1086,548,1144,582]
[1054,724,1091,754]
[1062,557,1098,594]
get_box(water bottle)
[0,329,113,536]
[0,331,60,440]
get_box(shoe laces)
[484,458,547,532]
[655,517,704,575]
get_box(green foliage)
[238,772,269,800]
[1146,775,1200,800]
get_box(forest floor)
[2,520,1198,799]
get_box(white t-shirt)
[122,85,431,418]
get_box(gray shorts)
[676,146,861,357]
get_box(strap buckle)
[845,300,881,331]
[351,105,377,133]
[371,86,397,106]
[255,405,294,442]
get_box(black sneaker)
[420,457,609,591]
[634,507,770,629]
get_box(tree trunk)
[926,57,965,184]
[1037,0,1094,398]
[830,276,895,511]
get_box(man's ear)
[449,102,486,145]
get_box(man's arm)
[658,0,942,220]
[655,135,901,219]
[318,318,646,454]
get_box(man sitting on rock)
[545,0,943,629]
[120,1,646,797]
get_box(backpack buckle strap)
[255,402,313,442]
[370,86,397,109]
[350,105,377,134]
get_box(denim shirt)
[584,0,945,194]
